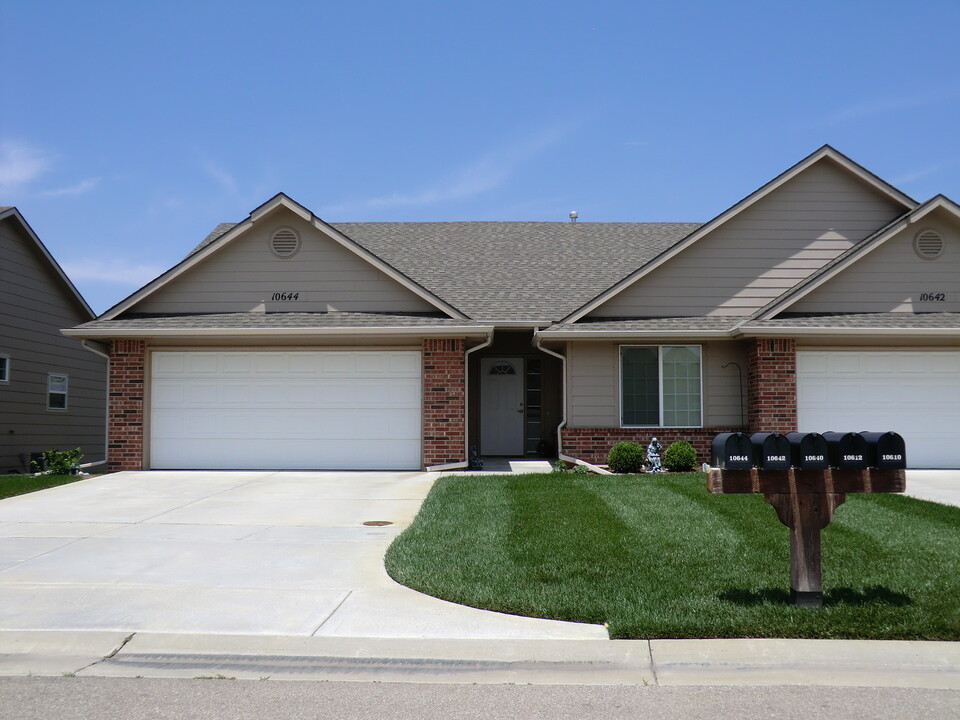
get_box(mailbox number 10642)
[919,292,946,302]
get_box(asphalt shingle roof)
[192,221,702,323]
[543,316,746,333]
[744,312,960,329]
[74,312,482,332]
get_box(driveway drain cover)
[362,520,393,526]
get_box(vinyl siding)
[590,159,907,318]
[133,211,438,315]
[0,218,106,472]
[566,341,746,428]
[789,208,960,313]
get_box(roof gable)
[757,195,960,318]
[563,145,918,323]
[0,206,95,320]
[102,194,465,320]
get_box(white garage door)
[150,351,421,470]
[797,350,960,468]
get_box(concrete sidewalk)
[0,631,957,689]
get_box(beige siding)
[133,210,438,314]
[591,159,907,317]
[790,207,960,313]
[0,218,106,472]
[566,340,746,428]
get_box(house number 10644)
[271,292,301,301]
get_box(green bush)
[32,448,83,475]
[607,441,646,474]
[662,441,697,472]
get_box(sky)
[2,0,960,314]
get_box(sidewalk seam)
[647,640,660,686]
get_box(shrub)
[32,448,83,475]
[607,442,646,474]
[662,441,697,472]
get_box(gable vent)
[914,229,943,260]
[270,228,300,258]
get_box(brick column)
[747,338,797,434]
[108,339,146,471]
[422,338,466,467]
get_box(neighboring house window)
[621,346,702,427]
[0,355,8,382]
[47,373,68,410]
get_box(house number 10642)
[271,292,301,301]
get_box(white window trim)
[0,354,8,383]
[47,373,68,411]
[619,344,703,428]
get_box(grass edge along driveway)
[0,473,86,500]
[384,472,960,640]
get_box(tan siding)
[790,208,960,313]
[591,159,907,318]
[566,341,747,428]
[133,211,437,314]
[0,218,106,472]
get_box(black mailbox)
[860,431,906,469]
[822,431,869,470]
[785,432,829,470]
[712,432,754,469]
[749,432,791,470]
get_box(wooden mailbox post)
[707,467,906,608]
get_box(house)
[1,207,107,473]
[63,146,960,471]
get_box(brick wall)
[746,338,796,434]
[107,339,145,472]
[422,338,466,467]
[562,427,737,466]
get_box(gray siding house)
[65,146,960,471]
[0,207,106,473]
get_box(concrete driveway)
[0,471,604,639]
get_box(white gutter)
[533,330,567,458]
[63,325,494,339]
[734,326,960,338]
[535,329,733,340]
[425,330,494,473]
[79,340,110,468]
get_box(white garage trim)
[797,349,960,469]
[149,350,422,470]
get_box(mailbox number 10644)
[271,292,300,301]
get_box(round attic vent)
[270,227,300,258]
[914,229,944,260]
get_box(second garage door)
[150,350,422,470]
[797,350,960,469]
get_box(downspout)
[81,339,110,469]
[425,330,494,472]
[532,330,567,459]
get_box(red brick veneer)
[562,427,738,466]
[108,339,146,472]
[422,338,466,467]
[747,338,796,434]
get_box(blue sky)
[3,0,959,314]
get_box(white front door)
[480,357,525,455]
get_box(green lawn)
[385,472,960,640]
[0,473,87,500]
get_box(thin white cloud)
[325,126,570,213]
[0,140,53,193]
[200,157,238,194]
[40,177,101,197]
[824,88,960,126]
[60,257,167,286]
[890,164,942,186]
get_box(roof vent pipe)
[569,211,578,222]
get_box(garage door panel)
[150,351,423,470]
[797,350,960,468]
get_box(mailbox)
[711,432,754,469]
[860,431,906,469]
[785,432,829,470]
[822,431,869,470]
[750,432,791,470]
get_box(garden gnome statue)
[647,437,664,473]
